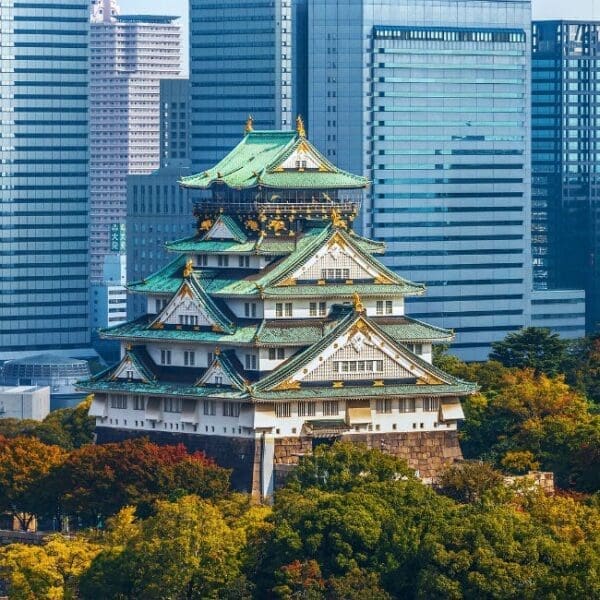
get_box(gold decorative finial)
[296,115,306,138]
[183,258,194,278]
[245,115,254,134]
[331,208,347,230]
[353,292,365,314]
[214,346,221,356]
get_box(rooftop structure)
[2,355,90,412]
[0,387,50,422]
[82,125,477,498]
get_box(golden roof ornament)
[214,346,221,356]
[245,115,254,134]
[183,258,194,278]
[296,115,306,138]
[331,208,347,230]
[353,292,366,314]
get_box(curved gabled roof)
[180,130,369,191]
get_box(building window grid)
[322,401,340,416]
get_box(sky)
[120,0,599,76]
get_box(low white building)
[0,386,50,421]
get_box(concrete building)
[82,126,477,497]
[532,21,600,333]
[0,386,50,422]
[307,0,584,360]
[89,3,182,282]
[189,0,307,170]
[127,79,196,320]
[1,355,90,411]
[0,0,92,360]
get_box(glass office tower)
[0,0,92,360]
[532,21,600,333]
[308,0,535,360]
[189,0,307,170]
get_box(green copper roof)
[201,350,249,391]
[128,255,187,295]
[101,314,452,347]
[180,130,369,191]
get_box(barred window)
[323,401,339,416]
[223,402,241,417]
[164,398,182,413]
[133,397,145,411]
[268,348,285,360]
[423,398,439,412]
[333,360,384,373]
[275,302,293,318]
[275,403,292,418]
[110,394,127,409]
[399,398,416,413]
[203,400,217,416]
[321,268,350,280]
[309,302,327,317]
[375,399,393,414]
[298,401,316,417]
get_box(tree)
[490,327,569,376]
[327,568,391,600]
[80,496,249,600]
[48,439,230,522]
[437,461,505,504]
[0,436,66,530]
[286,441,414,493]
[0,535,100,599]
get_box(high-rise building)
[307,0,584,361]
[82,124,476,497]
[89,4,181,282]
[0,0,92,360]
[189,0,307,170]
[127,79,196,320]
[532,21,600,333]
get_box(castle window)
[110,394,127,410]
[375,399,393,414]
[268,348,285,360]
[198,255,208,267]
[223,402,241,418]
[207,352,215,366]
[321,268,350,281]
[275,303,293,318]
[322,401,339,416]
[133,397,145,411]
[298,401,316,417]
[333,360,384,374]
[126,370,134,380]
[164,398,182,413]
[376,301,384,315]
[203,400,217,416]
[160,349,172,365]
[386,301,393,315]
[239,255,250,268]
[399,399,416,413]
[406,343,423,355]
[245,354,257,370]
[309,302,327,317]
[423,398,439,412]
[184,351,195,366]
[217,255,229,267]
[275,403,292,418]
[179,315,199,326]
[244,302,257,318]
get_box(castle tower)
[81,121,477,497]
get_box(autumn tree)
[0,436,66,530]
[48,439,230,522]
[436,461,505,504]
[0,535,100,599]
[80,495,258,599]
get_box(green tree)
[437,461,505,504]
[326,568,391,600]
[286,441,414,493]
[80,495,253,600]
[490,327,569,376]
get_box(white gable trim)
[277,141,331,172]
[205,217,237,240]
[112,356,149,383]
[197,361,236,388]
[276,319,444,389]
[152,283,214,328]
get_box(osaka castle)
[81,117,477,498]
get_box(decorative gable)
[153,283,214,328]
[202,215,248,242]
[277,140,330,172]
[197,362,235,387]
[264,316,447,392]
[111,355,150,383]
[286,232,394,284]
[195,351,247,390]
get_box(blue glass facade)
[189,0,306,170]
[0,0,91,359]
[532,21,600,333]
[308,0,534,361]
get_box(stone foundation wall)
[95,428,256,492]
[272,430,463,488]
